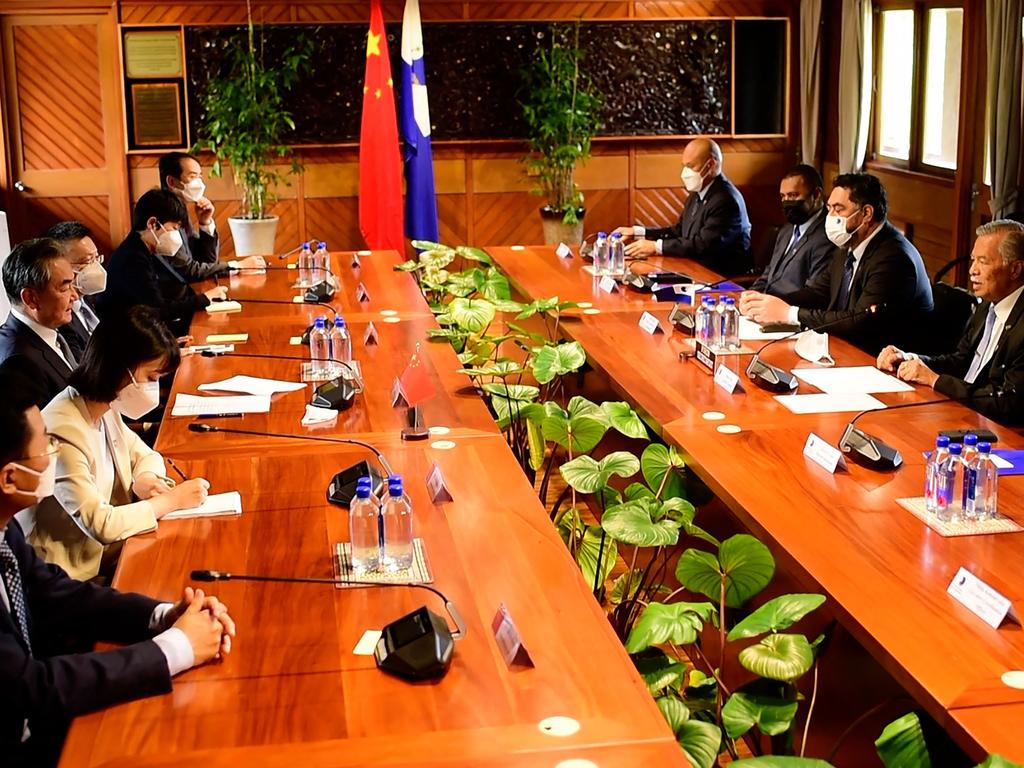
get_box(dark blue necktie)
[835,252,855,309]
[0,539,32,655]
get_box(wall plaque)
[124,30,183,79]
[130,83,183,146]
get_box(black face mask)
[782,199,814,225]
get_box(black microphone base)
[304,281,336,303]
[374,606,455,681]
[746,358,799,393]
[327,460,385,507]
[311,378,356,411]
[838,425,903,471]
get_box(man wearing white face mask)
[97,189,228,337]
[44,221,104,361]
[613,138,752,275]
[159,152,265,279]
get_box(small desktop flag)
[400,0,439,243]
[358,0,404,252]
[399,344,436,406]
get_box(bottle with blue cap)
[608,231,625,276]
[593,231,609,276]
[328,316,352,374]
[382,475,414,571]
[722,296,740,350]
[924,435,951,514]
[313,241,330,283]
[963,441,998,521]
[297,241,313,286]
[309,316,331,378]
[349,478,381,573]
[935,443,963,523]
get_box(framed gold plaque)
[124,30,183,79]
[130,83,183,147]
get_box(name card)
[356,282,371,302]
[693,340,717,371]
[292,295,305,303]
[206,333,248,344]
[391,377,409,408]
[363,322,379,346]
[491,603,534,669]
[948,567,1015,629]
[286,263,297,270]
[598,275,618,294]
[425,462,454,503]
[351,253,361,269]
[555,242,572,259]
[638,311,664,335]
[352,629,382,656]
[667,305,695,336]
[714,364,742,394]
[803,432,847,474]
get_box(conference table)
[59,253,685,767]
[485,244,1024,763]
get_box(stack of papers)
[163,491,242,520]
[774,393,886,414]
[198,375,307,396]
[792,366,913,394]
[206,301,242,314]
[171,393,271,417]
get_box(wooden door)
[0,10,128,255]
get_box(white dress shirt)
[10,307,74,368]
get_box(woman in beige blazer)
[26,306,209,580]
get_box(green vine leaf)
[447,297,496,333]
[656,695,691,733]
[727,594,827,641]
[875,712,932,768]
[532,341,587,384]
[559,451,639,494]
[624,601,715,653]
[641,443,687,499]
[676,534,775,609]
[635,651,688,696]
[602,501,681,548]
[576,525,616,590]
[677,719,722,768]
[480,383,539,401]
[730,758,836,768]
[541,411,606,455]
[601,401,649,439]
[738,634,814,682]
[722,691,800,739]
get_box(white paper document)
[205,301,242,314]
[792,366,914,395]
[171,393,271,416]
[198,375,307,396]
[774,393,887,415]
[738,317,794,341]
[163,491,242,520]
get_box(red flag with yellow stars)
[399,343,436,406]
[358,0,404,251]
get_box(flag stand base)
[401,404,430,441]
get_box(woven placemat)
[897,497,1023,537]
[334,538,433,585]
[301,360,363,386]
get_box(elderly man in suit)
[739,173,933,355]
[750,164,834,296]
[614,138,752,275]
[0,365,234,767]
[0,239,78,407]
[877,220,1024,425]
[44,221,104,361]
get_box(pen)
[166,458,189,483]
[196,413,243,418]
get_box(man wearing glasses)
[44,222,104,360]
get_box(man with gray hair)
[877,219,1024,425]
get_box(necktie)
[835,251,856,310]
[964,305,998,384]
[56,331,77,368]
[0,539,33,655]
[784,225,803,257]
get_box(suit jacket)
[96,230,211,337]
[1,520,171,767]
[750,207,835,296]
[0,315,72,408]
[167,219,227,283]
[919,291,1024,426]
[784,221,933,355]
[645,174,752,275]
[26,387,164,581]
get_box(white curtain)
[987,0,1023,218]
[800,0,824,166]
[838,0,873,173]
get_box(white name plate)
[714,364,741,394]
[948,567,1015,629]
[555,242,572,259]
[390,377,408,408]
[356,282,371,302]
[363,322,379,346]
[638,311,663,335]
[803,432,847,474]
[598,275,618,294]
[425,462,454,503]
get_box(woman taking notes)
[24,306,210,580]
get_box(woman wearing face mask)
[21,306,211,581]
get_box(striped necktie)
[0,539,32,655]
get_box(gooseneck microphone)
[190,568,464,681]
[214,296,338,316]
[746,304,885,393]
[198,350,358,410]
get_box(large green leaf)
[491,299,527,314]
[411,239,448,252]
[624,601,715,653]
[531,341,587,384]
[456,360,525,379]
[738,633,815,682]
[480,383,539,401]
[602,401,649,439]
[722,691,800,739]
[602,501,681,547]
[676,534,775,609]
[641,443,687,499]
[731,758,836,768]
[454,245,494,265]
[728,594,827,641]
[526,418,546,472]
[476,268,511,300]
[677,719,722,768]
[568,395,608,423]
[634,651,688,695]
[491,394,536,428]
[976,757,1024,768]
[559,451,640,494]
[447,297,496,333]
[609,568,644,606]
[541,411,606,455]
[576,525,616,592]
[656,695,691,733]
[875,712,932,768]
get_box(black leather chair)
[916,257,980,356]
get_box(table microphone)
[215,296,338,315]
[838,388,1012,471]
[187,421,393,504]
[190,568,464,681]
[198,350,358,410]
[746,304,885,393]
[277,238,325,260]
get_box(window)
[872,3,964,172]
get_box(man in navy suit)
[614,138,752,275]
[44,221,105,361]
[0,365,234,766]
[740,173,933,355]
[877,220,1024,425]
[0,239,79,407]
[750,164,835,296]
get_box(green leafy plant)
[192,0,312,219]
[518,21,603,225]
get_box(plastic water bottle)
[924,435,951,514]
[935,443,963,523]
[722,297,740,350]
[313,241,330,283]
[309,316,331,378]
[707,296,722,349]
[608,231,625,276]
[961,433,978,468]
[382,477,414,571]
[348,481,381,574]
[328,316,351,375]
[593,232,609,275]
[297,241,313,286]
[963,441,998,521]
[695,296,713,346]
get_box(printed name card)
[693,340,717,371]
[292,295,305,303]
[286,263,297,270]
[491,603,534,669]
[555,242,572,259]
[638,311,664,335]
[363,322,379,346]
[356,282,371,302]
[948,567,1016,629]
[598,275,618,294]
[391,377,409,408]
[425,462,454,503]
[803,432,847,474]
[714,364,742,394]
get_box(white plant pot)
[227,215,279,257]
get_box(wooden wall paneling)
[22,195,113,253]
[579,188,630,234]
[210,198,299,260]
[436,193,468,244]
[473,192,543,246]
[118,3,289,25]
[633,0,792,18]
[304,196,361,251]
[466,2,630,20]
[634,186,686,229]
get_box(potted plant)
[192,0,311,256]
[519,22,603,245]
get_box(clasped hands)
[876,345,939,387]
[166,586,237,665]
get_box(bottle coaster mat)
[897,497,1023,537]
[333,538,433,585]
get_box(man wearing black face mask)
[749,165,834,296]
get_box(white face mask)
[825,209,865,248]
[179,178,206,204]
[681,165,705,193]
[794,330,835,366]
[74,261,107,295]
[111,369,161,419]
[11,454,56,501]
[153,224,183,256]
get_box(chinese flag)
[358,0,404,252]
[400,346,436,406]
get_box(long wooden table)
[486,245,1024,763]
[59,252,684,767]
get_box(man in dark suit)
[96,189,228,337]
[750,164,835,296]
[159,152,265,280]
[877,220,1024,425]
[0,239,78,407]
[739,173,933,355]
[0,365,234,767]
[614,138,752,275]
[44,221,104,361]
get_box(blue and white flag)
[400,0,439,243]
